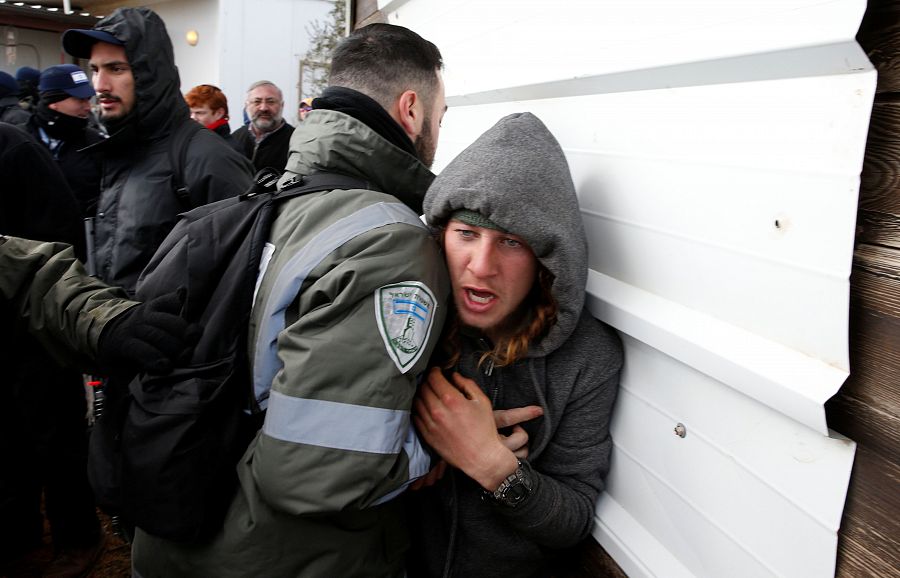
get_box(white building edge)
[3,0,873,575]
[0,0,334,130]
[383,0,871,576]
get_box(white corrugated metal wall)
[379,1,875,576]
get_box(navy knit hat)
[16,66,40,83]
[0,71,18,97]
[39,64,95,99]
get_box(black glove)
[96,289,201,376]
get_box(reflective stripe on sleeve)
[263,389,409,453]
[252,201,427,409]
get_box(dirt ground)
[1,511,131,578]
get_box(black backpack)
[87,168,369,542]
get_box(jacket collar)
[279,109,434,215]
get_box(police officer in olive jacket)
[133,24,449,578]
[0,236,197,377]
[62,7,253,296]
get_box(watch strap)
[483,459,533,508]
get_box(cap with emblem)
[38,64,95,99]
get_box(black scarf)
[312,86,418,159]
[35,98,89,140]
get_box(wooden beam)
[551,537,628,578]
[829,244,900,458]
[857,0,900,94]
[860,100,900,220]
[833,444,900,576]
[352,0,383,30]
[0,6,96,32]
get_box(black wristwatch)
[483,459,533,508]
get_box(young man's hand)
[413,367,542,491]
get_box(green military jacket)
[0,236,136,370]
[133,110,449,578]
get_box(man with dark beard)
[59,6,253,549]
[24,64,106,219]
[61,7,253,296]
[231,80,294,172]
[132,23,449,578]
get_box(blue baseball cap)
[39,64,95,99]
[62,28,123,59]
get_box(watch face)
[505,483,529,504]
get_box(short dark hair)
[329,23,443,111]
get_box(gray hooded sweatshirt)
[407,113,622,578]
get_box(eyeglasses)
[248,98,280,107]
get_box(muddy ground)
[2,511,131,578]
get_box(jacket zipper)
[478,338,499,404]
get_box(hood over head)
[424,112,587,357]
[63,7,188,140]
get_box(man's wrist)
[481,458,534,508]
[474,449,519,491]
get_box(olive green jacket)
[133,110,449,578]
[0,235,136,370]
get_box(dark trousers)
[0,340,100,562]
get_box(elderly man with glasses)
[232,80,295,172]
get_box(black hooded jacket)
[0,95,30,126]
[24,110,106,218]
[83,7,253,295]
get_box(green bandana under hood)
[424,112,588,357]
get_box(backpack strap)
[276,171,374,201]
[169,120,205,210]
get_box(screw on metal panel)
[674,423,687,438]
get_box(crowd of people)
[1,6,621,578]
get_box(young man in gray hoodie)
[408,112,623,577]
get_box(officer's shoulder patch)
[374,281,436,373]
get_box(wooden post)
[825,0,900,575]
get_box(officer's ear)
[392,89,425,142]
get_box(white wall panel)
[383,0,871,575]
[151,0,220,95]
[218,0,331,128]
[381,0,866,96]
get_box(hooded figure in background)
[407,112,622,578]
[16,66,40,111]
[0,70,30,126]
[62,6,253,296]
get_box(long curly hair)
[440,258,558,370]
